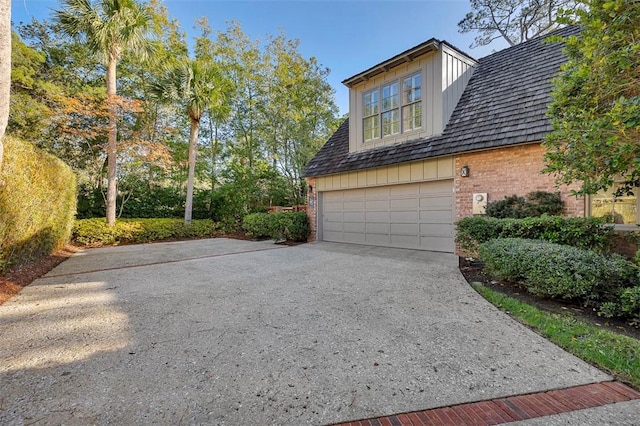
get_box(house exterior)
[304,27,589,254]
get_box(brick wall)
[454,143,585,220]
[305,177,317,242]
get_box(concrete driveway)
[0,239,611,425]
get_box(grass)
[473,283,640,389]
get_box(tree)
[543,0,640,196]
[151,59,231,223]
[0,0,10,171]
[53,0,152,226]
[458,0,578,47]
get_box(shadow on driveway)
[0,239,610,425]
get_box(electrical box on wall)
[472,193,488,215]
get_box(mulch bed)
[459,257,640,341]
[0,245,82,305]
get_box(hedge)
[456,215,614,256]
[0,137,77,274]
[486,191,563,218]
[73,218,220,246]
[242,211,310,242]
[478,238,638,307]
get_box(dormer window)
[362,72,422,142]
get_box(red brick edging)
[331,381,640,426]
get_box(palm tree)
[151,59,231,223]
[54,0,151,226]
[0,0,11,171]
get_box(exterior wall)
[454,143,585,221]
[441,45,476,129]
[316,156,454,191]
[347,47,476,154]
[348,51,440,153]
[306,177,317,242]
[308,157,454,243]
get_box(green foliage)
[456,215,614,255]
[73,218,219,246]
[474,284,640,387]
[486,191,563,218]
[544,0,640,195]
[242,213,272,239]
[479,238,637,305]
[242,211,310,242]
[0,137,77,273]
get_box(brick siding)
[305,177,317,242]
[454,143,585,221]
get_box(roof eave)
[341,39,440,88]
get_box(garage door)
[320,180,454,252]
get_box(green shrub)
[242,213,272,239]
[479,238,637,305]
[486,191,563,218]
[620,286,640,317]
[242,211,310,242]
[456,215,614,256]
[0,137,77,274]
[72,218,219,246]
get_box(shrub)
[72,218,219,246]
[242,211,310,242]
[456,215,614,256]
[0,137,77,274]
[486,191,563,218]
[242,213,272,239]
[479,238,637,305]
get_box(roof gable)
[305,26,579,178]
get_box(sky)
[10,0,509,115]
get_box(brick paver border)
[331,381,640,426]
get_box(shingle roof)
[305,26,579,178]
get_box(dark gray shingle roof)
[305,26,579,178]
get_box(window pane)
[403,73,421,104]
[591,184,637,224]
[381,82,399,111]
[363,90,378,117]
[363,115,380,141]
[382,109,400,136]
[402,101,422,131]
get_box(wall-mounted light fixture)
[308,184,313,193]
[460,165,470,177]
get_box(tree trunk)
[185,118,199,224]
[106,58,118,226]
[0,0,11,172]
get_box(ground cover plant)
[473,284,640,389]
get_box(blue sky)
[10,0,508,114]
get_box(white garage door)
[320,180,454,252]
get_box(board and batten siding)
[316,156,454,191]
[348,45,476,154]
[441,44,476,130]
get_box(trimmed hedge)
[478,238,638,306]
[486,191,563,218]
[73,218,220,246]
[0,137,77,274]
[242,211,310,242]
[456,215,614,256]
